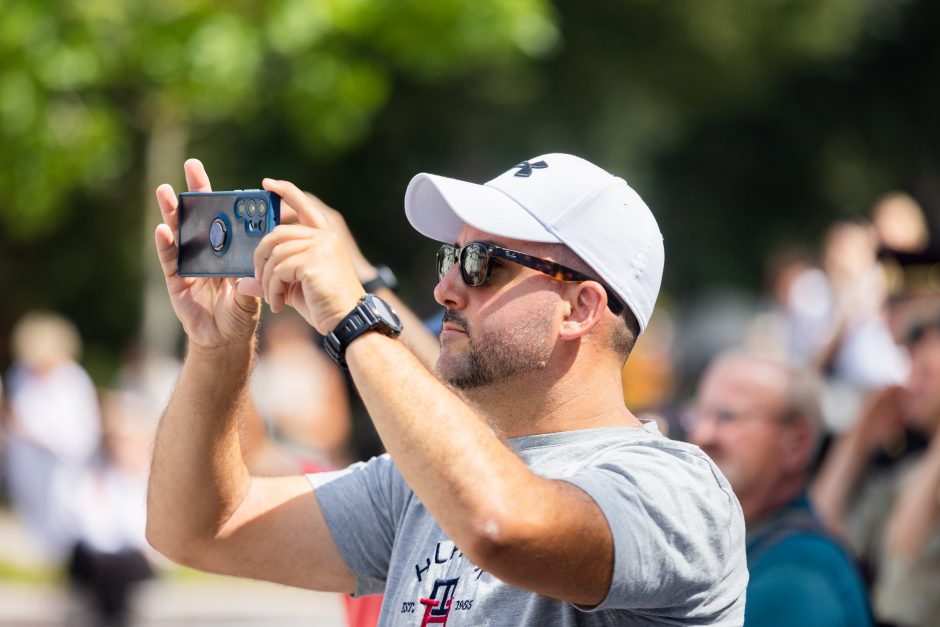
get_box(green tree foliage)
[0,0,557,377]
[329,0,929,296]
[0,0,558,240]
[3,0,937,383]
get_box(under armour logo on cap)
[513,160,548,177]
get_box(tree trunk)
[141,111,188,357]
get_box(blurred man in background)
[688,351,871,627]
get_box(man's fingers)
[184,158,212,192]
[277,191,333,226]
[154,224,179,279]
[155,159,210,233]
[263,178,329,229]
[253,224,316,280]
[261,239,309,309]
[267,256,304,314]
[279,201,299,225]
[236,278,264,298]
[231,278,261,314]
[155,184,179,232]
[304,191,334,215]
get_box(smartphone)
[177,190,281,277]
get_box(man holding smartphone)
[147,154,748,625]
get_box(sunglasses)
[436,241,625,315]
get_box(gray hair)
[712,349,824,455]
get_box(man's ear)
[558,282,607,341]
[780,420,815,473]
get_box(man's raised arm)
[144,159,354,593]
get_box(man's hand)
[277,188,441,367]
[154,159,261,350]
[279,191,380,284]
[237,178,365,335]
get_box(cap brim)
[405,173,560,244]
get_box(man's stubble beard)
[436,306,555,390]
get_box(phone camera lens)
[258,199,267,216]
[247,200,257,216]
[236,199,247,217]
[209,217,227,252]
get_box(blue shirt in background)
[745,492,872,627]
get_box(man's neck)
[455,359,642,439]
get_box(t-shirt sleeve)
[308,454,410,597]
[562,443,747,615]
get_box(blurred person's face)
[873,194,928,253]
[903,325,940,434]
[688,358,804,522]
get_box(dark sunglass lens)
[460,244,490,286]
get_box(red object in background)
[344,594,384,627]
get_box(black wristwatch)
[362,265,398,293]
[323,294,403,368]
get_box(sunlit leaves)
[0,0,556,240]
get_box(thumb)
[232,279,262,314]
[236,277,264,299]
[263,178,330,230]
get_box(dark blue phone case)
[177,190,281,277]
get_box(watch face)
[366,295,403,331]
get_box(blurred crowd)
[2,189,940,626]
[0,308,359,626]
[626,191,940,626]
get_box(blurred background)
[2,0,940,625]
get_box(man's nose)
[434,263,468,310]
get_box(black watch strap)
[362,265,397,293]
[323,294,402,368]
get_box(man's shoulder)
[573,427,730,488]
[517,424,714,462]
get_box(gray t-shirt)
[310,422,748,626]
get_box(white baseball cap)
[404,153,664,332]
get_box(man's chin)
[434,355,467,385]
[435,360,491,391]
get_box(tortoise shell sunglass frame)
[436,241,625,315]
